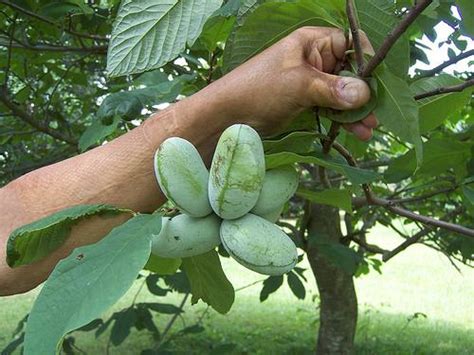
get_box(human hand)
[206,26,378,140]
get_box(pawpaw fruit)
[220,213,298,275]
[151,214,221,258]
[209,124,265,220]
[154,137,212,217]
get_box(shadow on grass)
[3,305,468,355]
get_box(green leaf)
[315,241,362,275]
[287,271,305,299]
[107,0,223,76]
[374,66,423,167]
[265,151,380,184]
[146,274,171,296]
[144,254,182,275]
[181,250,235,314]
[223,0,343,72]
[78,115,120,152]
[356,0,410,77]
[7,204,132,268]
[263,131,319,155]
[199,15,236,52]
[411,74,472,133]
[462,185,474,210]
[23,214,161,355]
[457,0,474,37]
[259,275,283,302]
[384,138,471,183]
[296,187,352,213]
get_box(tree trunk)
[306,203,357,354]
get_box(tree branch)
[327,139,473,238]
[0,1,108,41]
[383,207,464,261]
[417,49,474,78]
[414,79,474,100]
[360,0,433,77]
[0,87,78,145]
[0,39,107,54]
[346,0,365,70]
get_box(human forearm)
[0,93,233,295]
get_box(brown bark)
[307,204,357,354]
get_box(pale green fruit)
[220,213,298,275]
[209,124,265,220]
[259,204,284,223]
[154,137,212,217]
[151,214,221,258]
[252,165,298,216]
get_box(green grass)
[1,226,473,354]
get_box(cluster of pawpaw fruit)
[152,124,299,276]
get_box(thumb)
[307,69,371,110]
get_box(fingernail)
[337,77,364,105]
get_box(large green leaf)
[144,254,182,275]
[7,204,132,268]
[23,214,161,355]
[356,0,410,78]
[223,0,344,72]
[107,0,223,76]
[182,250,235,314]
[78,116,121,152]
[265,151,380,184]
[384,138,471,182]
[457,0,474,37]
[296,187,352,212]
[374,66,423,167]
[411,74,472,133]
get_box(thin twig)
[417,49,474,78]
[0,1,108,41]
[346,0,365,70]
[235,279,266,292]
[3,14,16,86]
[0,87,78,145]
[155,293,189,351]
[0,40,108,54]
[414,79,474,100]
[360,0,433,77]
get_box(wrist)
[142,85,235,163]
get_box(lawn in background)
[1,226,473,354]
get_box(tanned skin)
[0,27,377,296]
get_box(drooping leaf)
[374,65,423,167]
[259,275,283,302]
[163,271,192,293]
[287,271,306,299]
[181,250,235,314]
[223,0,344,72]
[23,214,161,355]
[315,241,362,275]
[411,74,472,133]
[265,151,380,184]
[144,254,182,275]
[384,138,471,183]
[7,204,132,268]
[107,0,223,76]
[296,188,352,213]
